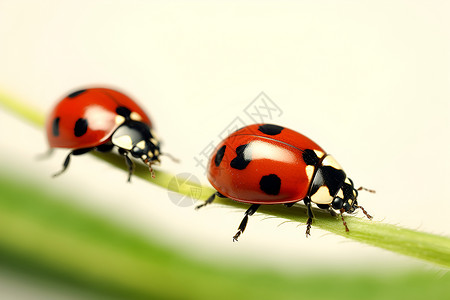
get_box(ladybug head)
[330,177,373,219]
[330,177,358,213]
[131,139,161,163]
[111,121,161,164]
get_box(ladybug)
[46,87,167,181]
[197,124,374,241]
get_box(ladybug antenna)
[339,209,350,232]
[357,186,376,193]
[357,205,373,220]
[160,152,180,163]
[36,148,54,160]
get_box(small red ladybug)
[197,124,374,241]
[46,88,167,181]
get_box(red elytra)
[46,88,151,149]
[200,123,373,241]
[45,87,162,182]
[207,124,324,204]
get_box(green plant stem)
[1,171,448,300]
[0,90,45,127]
[1,91,449,269]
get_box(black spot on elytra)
[52,117,60,137]
[302,149,320,166]
[230,144,251,170]
[67,89,87,98]
[258,124,284,135]
[116,106,132,119]
[74,118,88,137]
[259,174,281,195]
[214,145,226,167]
[309,166,346,197]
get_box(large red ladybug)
[197,124,373,241]
[46,88,164,181]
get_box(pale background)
[0,1,449,296]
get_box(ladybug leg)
[124,155,134,182]
[329,208,337,217]
[96,143,114,153]
[339,208,350,232]
[327,206,337,217]
[118,149,134,182]
[233,204,260,242]
[36,148,54,160]
[195,192,225,210]
[316,203,337,217]
[304,198,314,237]
[356,205,373,220]
[52,148,93,178]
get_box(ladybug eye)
[332,197,344,209]
[135,140,146,150]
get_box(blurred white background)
[0,0,449,279]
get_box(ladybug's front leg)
[52,147,94,178]
[339,209,350,232]
[36,148,54,160]
[195,191,225,210]
[118,149,134,182]
[317,203,337,217]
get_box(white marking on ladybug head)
[136,140,146,150]
[150,138,158,145]
[147,151,154,158]
[130,112,142,121]
[311,186,333,204]
[115,115,126,125]
[154,149,160,156]
[313,150,325,159]
[322,155,342,170]
[112,135,133,150]
[150,128,158,139]
[305,165,314,181]
[337,189,344,199]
